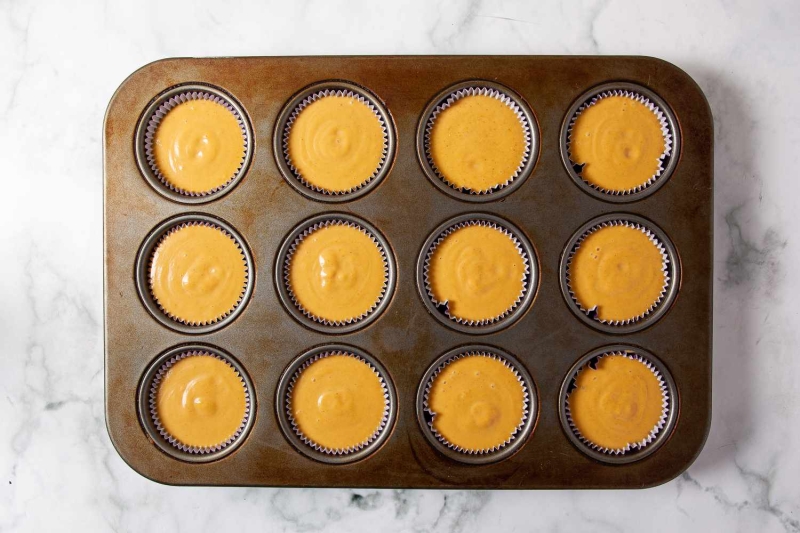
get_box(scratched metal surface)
[103,56,712,488]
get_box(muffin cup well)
[417,81,538,202]
[135,83,253,204]
[138,344,255,463]
[558,345,678,464]
[417,213,538,335]
[560,213,680,335]
[273,81,396,202]
[560,82,680,203]
[416,345,537,465]
[275,345,397,465]
[275,213,396,334]
[135,213,254,335]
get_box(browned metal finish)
[104,56,713,489]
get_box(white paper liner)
[564,351,670,455]
[422,220,530,327]
[423,86,532,195]
[283,219,390,327]
[144,90,249,197]
[148,220,249,327]
[565,220,670,326]
[422,351,530,455]
[565,89,673,196]
[149,350,251,454]
[285,351,391,455]
[281,89,390,195]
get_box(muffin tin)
[104,56,713,488]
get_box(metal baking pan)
[104,55,712,488]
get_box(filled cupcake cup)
[559,346,677,463]
[421,84,535,198]
[285,351,391,456]
[562,215,678,333]
[420,217,534,332]
[277,84,393,199]
[278,214,395,333]
[276,345,397,464]
[417,346,537,464]
[147,220,250,328]
[144,348,254,460]
[562,83,679,200]
[141,86,251,199]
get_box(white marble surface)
[2,0,799,530]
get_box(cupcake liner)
[565,219,670,326]
[564,351,670,455]
[285,351,391,455]
[283,219,390,327]
[143,90,250,197]
[565,89,673,196]
[422,220,530,327]
[423,86,532,195]
[148,220,249,327]
[282,89,390,195]
[148,350,252,455]
[422,351,530,455]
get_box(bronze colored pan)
[104,56,712,488]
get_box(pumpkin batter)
[428,355,525,451]
[569,224,665,322]
[429,224,525,322]
[156,354,247,449]
[429,94,527,192]
[288,224,385,323]
[291,354,386,451]
[569,96,666,192]
[152,99,245,194]
[568,355,664,450]
[287,95,385,192]
[150,224,247,324]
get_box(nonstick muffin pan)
[104,56,713,488]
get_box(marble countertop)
[2,0,799,531]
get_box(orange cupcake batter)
[569,96,665,192]
[429,94,527,192]
[429,224,525,322]
[288,95,385,192]
[568,355,664,450]
[150,224,247,324]
[428,356,525,451]
[291,354,386,450]
[288,224,385,323]
[156,354,247,449]
[153,99,245,194]
[569,225,665,322]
